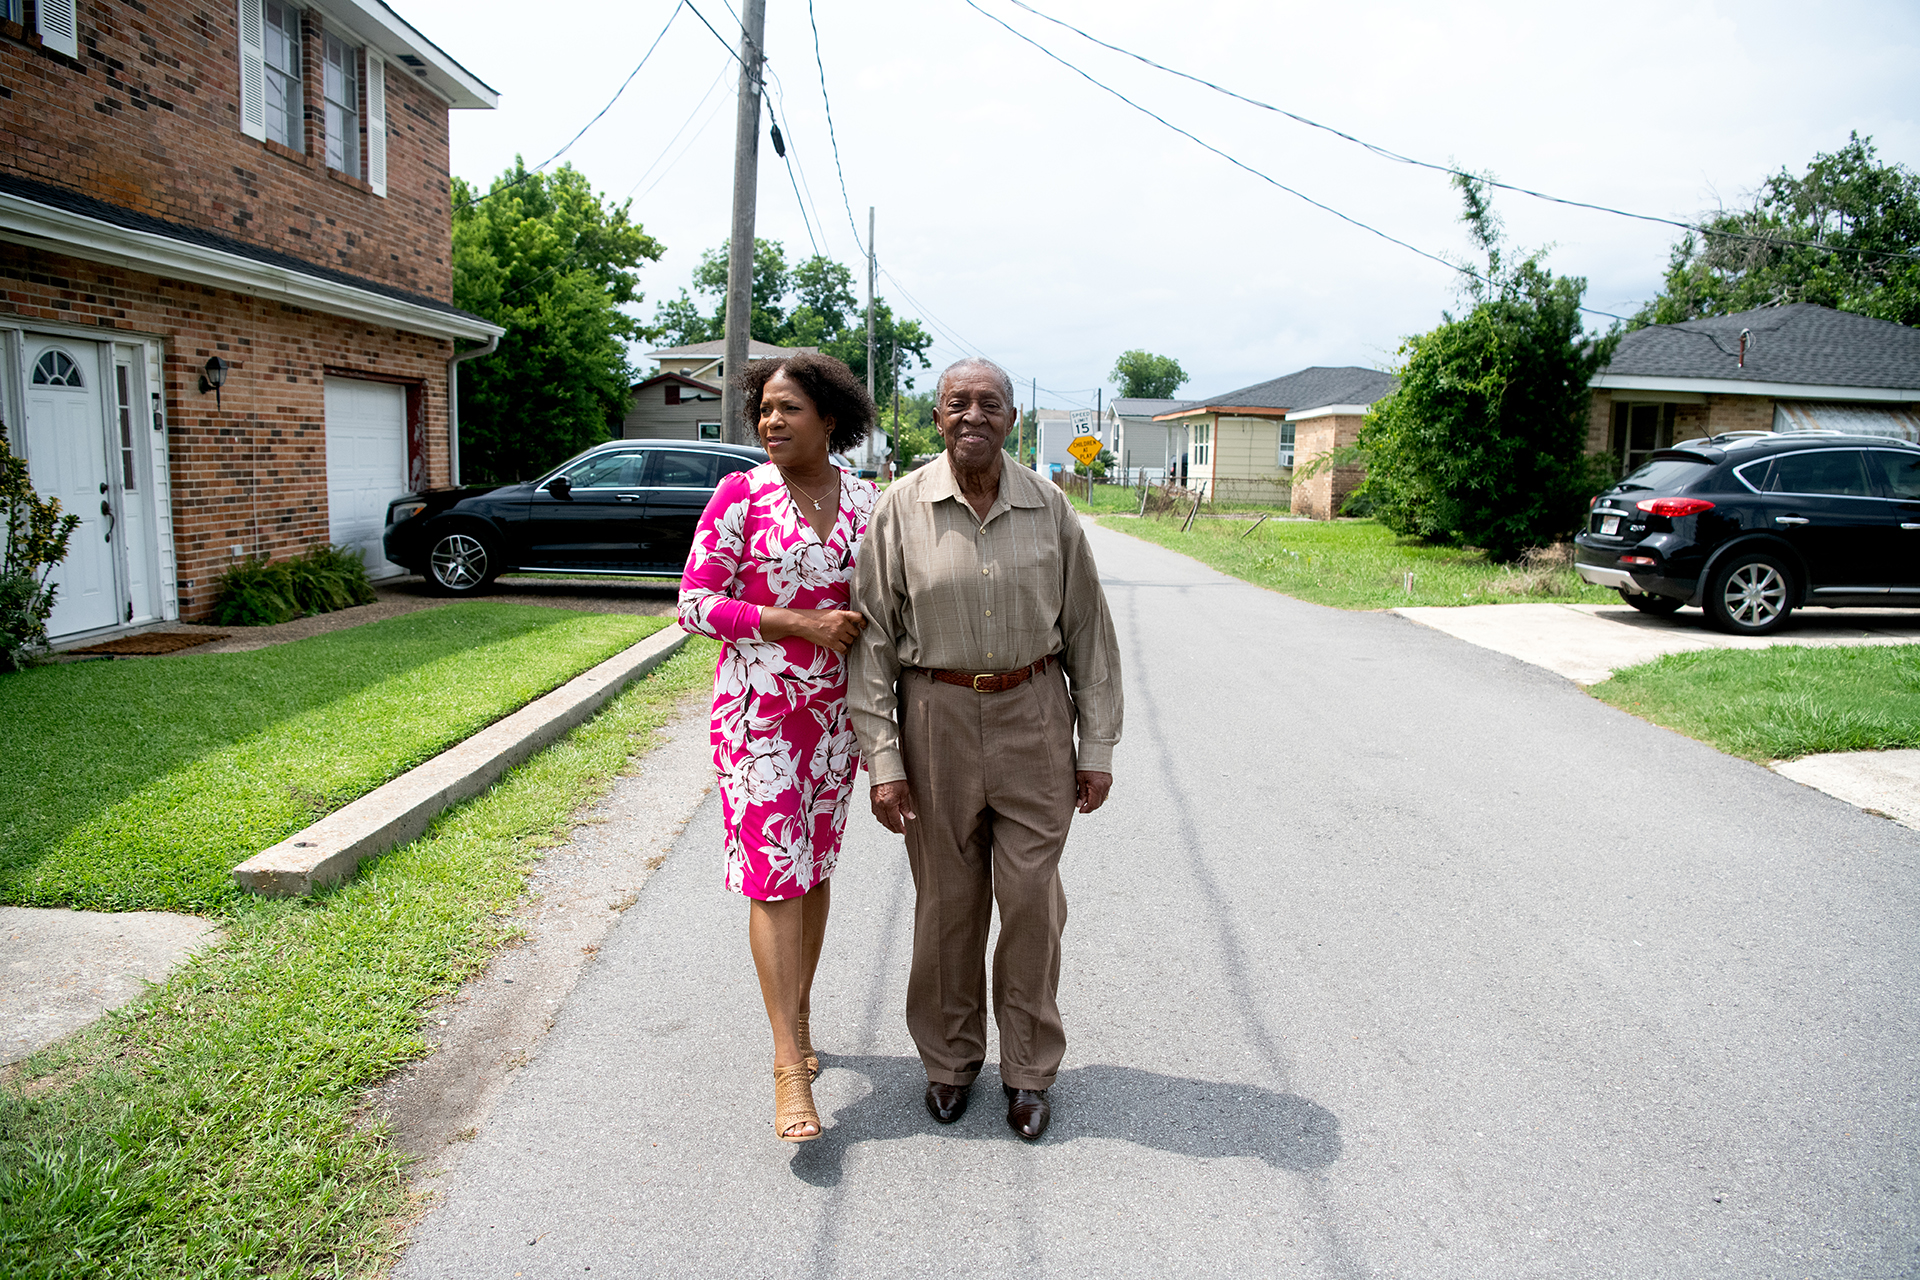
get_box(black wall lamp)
[199,356,229,409]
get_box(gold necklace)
[779,467,840,512]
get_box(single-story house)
[1154,366,1397,518]
[619,371,724,442]
[1028,408,1081,477]
[1104,397,1186,484]
[1589,303,1920,475]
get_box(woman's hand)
[760,607,868,655]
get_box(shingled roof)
[1154,366,1397,419]
[1599,303,1920,391]
[1110,397,1189,418]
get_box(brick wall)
[1289,413,1366,520]
[0,0,454,302]
[1588,390,1776,466]
[2,242,452,618]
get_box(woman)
[677,353,878,1142]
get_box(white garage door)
[325,376,408,578]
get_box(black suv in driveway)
[383,439,767,595]
[1574,431,1920,635]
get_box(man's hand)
[1074,771,1112,815]
[870,780,918,833]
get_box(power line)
[682,0,751,72]
[959,1,1480,287]
[960,0,1650,326]
[806,0,867,257]
[456,1,685,212]
[1000,0,1920,266]
[623,59,733,202]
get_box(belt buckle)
[972,673,993,693]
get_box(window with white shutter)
[2,0,25,26]
[35,0,78,58]
[364,50,387,196]
[237,0,266,139]
[323,32,359,176]
[261,0,302,149]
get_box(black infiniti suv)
[383,439,767,595]
[1574,431,1920,635]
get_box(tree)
[1109,350,1188,399]
[655,239,935,387]
[881,391,940,464]
[1638,134,1920,328]
[452,160,664,484]
[1356,175,1619,561]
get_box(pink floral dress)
[678,463,880,901]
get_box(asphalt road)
[396,521,1919,1280]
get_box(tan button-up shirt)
[849,453,1123,785]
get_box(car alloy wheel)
[429,532,492,593]
[1708,553,1792,635]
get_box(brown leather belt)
[912,653,1055,693]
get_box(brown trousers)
[898,661,1077,1092]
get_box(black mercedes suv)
[383,439,767,595]
[1574,431,1920,635]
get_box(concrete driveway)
[1396,601,1920,686]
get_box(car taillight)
[1636,497,1714,518]
[1619,555,1658,566]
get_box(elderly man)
[849,357,1122,1140]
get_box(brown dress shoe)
[925,1081,971,1125]
[1003,1086,1050,1140]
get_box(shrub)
[210,545,377,626]
[0,431,79,672]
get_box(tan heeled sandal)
[797,1015,819,1079]
[773,1061,821,1142]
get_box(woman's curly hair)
[734,352,876,454]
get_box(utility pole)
[1025,376,1034,471]
[1092,386,1101,505]
[718,0,767,446]
[865,207,876,403]
[889,337,900,481]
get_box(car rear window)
[1737,449,1872,496]
[1615,457,1712,492]
[647,451,721,487]
[1866,449,1920,500]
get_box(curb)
[231,625,691,897]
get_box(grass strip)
[1098,513,1614,610]
[1589,643,1920,761]
[0,604,664,913]
[0,639,720,1280]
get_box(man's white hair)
[935,357,1016,408]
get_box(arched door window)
[31,350,84,388]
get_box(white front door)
[324,376,408,578]
[24,339,120,637]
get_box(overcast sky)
[398,0,1920,410]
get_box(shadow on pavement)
[789,1054,1341,1186]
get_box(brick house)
[0,0,500,644]
[1589,304,1920,475]
[1153,366,1397,517]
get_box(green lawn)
[0,604,665,913]
[1590,644,1920,761]
[0,639,719,1280]
[1099,513,1615,610]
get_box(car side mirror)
[546,475,572,499]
